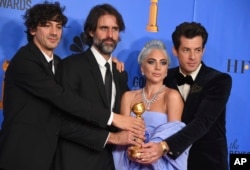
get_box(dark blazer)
[54,49,129,170]
[164,63,232,170]
[0,42,111,170]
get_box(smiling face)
[90,14,120,60]
[173,36,204,75]
[30,20,62,57]
[141,49,168,84]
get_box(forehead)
[147,49,167,59]
[97,14,118,27]
[180,36,203,48]
[38,20,62,26]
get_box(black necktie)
[49,60,54,74]
[48,60,53,72]
[105,62,112,107]
[176,72,193,85]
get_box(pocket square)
[190,84,202,93]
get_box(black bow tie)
[176,73,193,85]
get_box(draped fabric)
[113,111,190,170]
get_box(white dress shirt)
[91,46,116,124]
[177,64,202,101]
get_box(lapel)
[112,63,119,94]
[53,55,61,74]
[185,63,206,103]
[28,42,55,78]
[166,65,205,102]
[85,49,110,109]
[112,62,121,110]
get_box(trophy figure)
[128,102,145,159]
[146,0,159,32]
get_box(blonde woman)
[113,40,190,170]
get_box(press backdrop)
[0,0,249,159]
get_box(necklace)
[142,85,165,110]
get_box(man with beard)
[0,2,145,170]
[53,4,139,170]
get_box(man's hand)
[112,57,124,72]
[133,142,163,164]
[112,114,145,135]
[107,130,145,146]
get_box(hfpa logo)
[227,59,250,73]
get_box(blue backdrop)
[0,0,249,159]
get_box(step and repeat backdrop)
[0,0,249,158]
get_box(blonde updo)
[137,40,170,65]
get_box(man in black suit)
[136,22,232,170]
[0,2,144,170]
[54,4,140,170]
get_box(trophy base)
[128,146,141,159]
[146,25,158,32]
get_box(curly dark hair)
[84,3,125,46]
[23,1,68,42]
[172,22,208,50]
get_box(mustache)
[102,38,116,43]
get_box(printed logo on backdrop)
[70,32,88,53]
[229,138,250,154]
[227,59,250,73]
[0,0,32,10]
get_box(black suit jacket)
[54,49,129,170]
[164,63,232,170]
[0,42,112,170]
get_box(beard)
[93,37,118,55]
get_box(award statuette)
[132,102,145,119]
[128,102,145,159]
[146,0,159,32]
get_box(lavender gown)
[112,111,190,170]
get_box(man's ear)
[89,31,94,37]
[172,47,178,57]
[202,48,205,55]
[29,28,36,36]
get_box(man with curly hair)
[0,2,144,170]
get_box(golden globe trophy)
[128,102,145,159]
[146,0,159,32]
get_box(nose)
[50,26,58,35]
[107,28,113,38]
[189,51,196,60]
[155,62,161,70]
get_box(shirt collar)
[41,51,54,62]
[91,46,112,68]
[179,63,202,81]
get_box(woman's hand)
[112,57,124,72]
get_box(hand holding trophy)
[127,102,145,159]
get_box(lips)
[188,63,197,67]
[152,73,161,77]
[48,38,58,43]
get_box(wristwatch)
[160,141,169,155]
